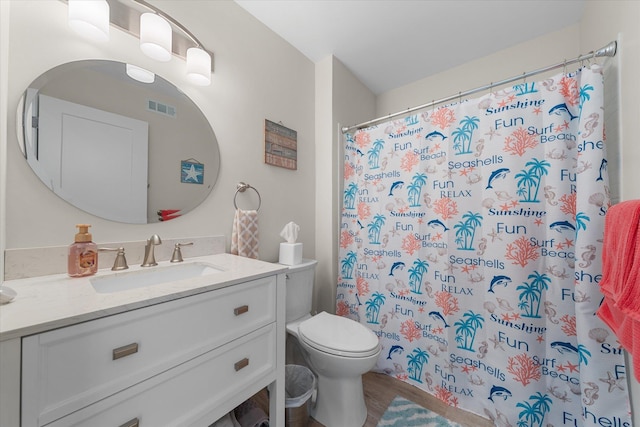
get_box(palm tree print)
[579,83,594,116]
[575,212,590,238]
[454,310,484,351]
[578,344,592,366]
[454,211,483,250]
[344,182,358,210]
[516,271,551,318]
[365,291,386,324]
[516,392,552,427]
[516,158,550,202]
[341,251,357,279]
[452,116,479,154]
[407,173,428,207]
[367,214,386,244]
[367,139,385,169]
[408,259,429,294]
[407,348,429,382]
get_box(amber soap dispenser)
[68,224,98,277]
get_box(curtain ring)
[562,59,567,75]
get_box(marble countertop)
[0,254,287,342]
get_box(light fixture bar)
[61,0,214,73]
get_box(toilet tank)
[284,259,317,323]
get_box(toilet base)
[311,374,367,427]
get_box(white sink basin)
[90,262,223,293]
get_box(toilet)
[283,259,381,427]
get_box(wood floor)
[254,371,493,427]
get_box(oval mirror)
[17,60,220,224]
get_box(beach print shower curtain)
[338,66,632,426]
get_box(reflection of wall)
[3,0,315,262]
[37,65,218,223]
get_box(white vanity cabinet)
[14,271,286,427]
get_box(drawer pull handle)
[234,305,249,316]
[113,343,139,360]
[234,358,249,371]
[119,418,139,427]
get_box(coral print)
[337,67,631,425]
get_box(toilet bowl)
[283,260,381,427]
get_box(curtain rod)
[341,40,617,134]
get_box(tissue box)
[279,243,302,265]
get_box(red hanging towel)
[597,200,640,381]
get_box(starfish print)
[485,126,500,140]
[444,263,457,274]
[501,313,512,321]
[388,149,397,158]
[555,125,564,133]
[556,242,565,250]
[510,200,519,207]
[444,170,455,179]
[500,203,511,211]
[390,228,400,237]
[461,265,471,274]
[566,361,579,373]
[488,228,502,242]
[443,361,458,373]
[534,218,543,226]
[511,313,521,320]
[489,334,505,350]
[498,99,508,108]
[600,371,626,392]
[418,306,425,313]
[461,365,473,374]
[507,94,516,102]
[433,327,443,334]
[563,120,571,130]
[433,232,442,241]
[533,107,542,115]
[557,364,567,372]
[536,335,545,343]
[564,238,574,247]
[459,168,470,176]
[434,143,441,150]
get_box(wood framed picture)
[264,119,297,170]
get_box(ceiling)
[234,0,586,94]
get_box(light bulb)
[140,13,172,62]
[126,64,155,84]
[68,0,110,43]
[186,47,211,86]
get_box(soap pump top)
[74,224,93,242]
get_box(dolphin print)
[427,219,450,232]
[551,341,579,354]
[429,311,450,328]
[389,262,405,276]
[388,181,404,196]
[387,345,404,359]
[549,220,576,232]
[549,103,578,120]
[425,131,447,141]
[488,385,512,402]
[485,168,510,189]
[597,158,607,181]
[488,275,512,293]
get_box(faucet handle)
[170,242,193,263]
[98,247,129,271]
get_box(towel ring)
[234,182,261,211]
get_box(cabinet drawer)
[46,324,276,427]
[22,276,276,427]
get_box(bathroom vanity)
[0,254,287,427]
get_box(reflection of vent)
[147,100,177,118]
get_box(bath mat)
[377,396,463,427]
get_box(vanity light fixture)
[139,12,172,62]
[63,0,214,86]
[126,63,155,83]
[68,0,110,43]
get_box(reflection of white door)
[38,95,149,223]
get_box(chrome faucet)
[141,234,162,267]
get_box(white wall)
[315,56,376,314]
[1,1,315,265]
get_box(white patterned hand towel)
[231,209,259,259]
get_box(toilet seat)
[298,311,380,358]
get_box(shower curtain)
[338,66,632,426]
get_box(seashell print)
[588,328,609,344]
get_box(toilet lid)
[298,311,380,357]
